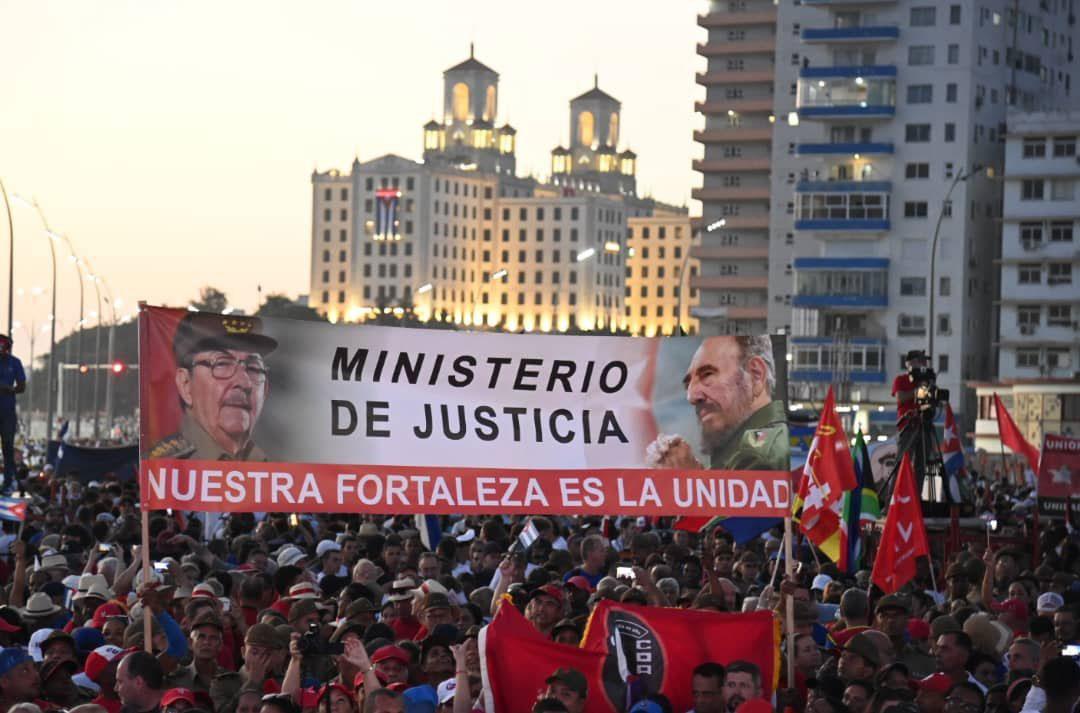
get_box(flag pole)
[141,507,152,652]
[783,516,795,690]
[927,556,938,595]
[769,529,786,589]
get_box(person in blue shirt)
[0,334,26,494]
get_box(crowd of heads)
[0,449,1076,713]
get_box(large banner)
[138,306,791,515]
[1036,433,1080,518]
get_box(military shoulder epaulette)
[148,434,196,459]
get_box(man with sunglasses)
[148,313,277,462]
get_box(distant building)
[310,49,693,335]
[972,110,1080,456]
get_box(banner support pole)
[927,555,938,595]
[141,506,152,652]
[783,516,795,690]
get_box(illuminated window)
[608,113,619,146]
[578,111,595,146]
[484,85,496,121]
[452,83,470,122]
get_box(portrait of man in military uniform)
[148,312,278,461]
[646,335,788,472]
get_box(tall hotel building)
[693,0,777,336]
[310,50,694,335]
[694,0,1077,433]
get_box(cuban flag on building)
[374,188,400,239]
[0,497,29,522]
[940,403,965,503]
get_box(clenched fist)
[645,434,704,470]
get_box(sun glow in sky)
[1,1,702,361]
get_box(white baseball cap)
[277,546,307,568]
[437,678,457,704]
[811,574,833,592]
[316,540,341,558]
[1037,591,1064,613]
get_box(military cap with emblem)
[172,312,278,367]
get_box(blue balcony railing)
[799,65,897,79]
[796,142,894,155]
[794,218,891,231]
[789,337,888,384]
[801,26,899,42]
[795,180,892,193]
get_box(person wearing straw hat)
[19,593,65,633]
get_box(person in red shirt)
[85,645,128,713]
[891,350,927,431]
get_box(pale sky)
[0,1,703,363]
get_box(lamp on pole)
[676,219,722,337]
[84,272,104,440]
[57,236,86,437]
[928,165,983,360]
[0,180,13,335]
[13,197,60,442]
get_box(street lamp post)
[58,236,86,437]
[16,198,60,442]
[927,166,981,360]
[676,219,722,337]
[100,281,118,431]
[0,179,13,335]
[88,278,103,440]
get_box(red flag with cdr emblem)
[871,453,929,594]
[802,386,857,508]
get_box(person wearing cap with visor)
[0,647,43,710]
[148,312,277,461]
[872,595,935,679]
[314,541,346,583]
[166,611,224,695]
[542,667,587,713]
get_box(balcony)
[802,0,897,4]
[795,186,891,233]
[694,128,773,143]
[690,245,770,260]
[796,142,894,155]
[789,337,888,384]
[793,257,889,309]
[693,158,772,173]
[801,26,899,42]
[696,98,774,114]
[697,9,777,28]
[689,275,769,291]
[697,39,776,57]
[692,186,771,201]
[797,66,896,119]
[697,70,775,86]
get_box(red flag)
[480,600,612,713]
[580,601,778,712]
[803,386,857,507]
[993,393,1040,472]
[793,465,845,568]
[871,453,929,594]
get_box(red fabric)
[803,387,857,507]
[794,463,843,566]
[993,393,1040,472]
[871,454,929,594]
[480,601,609,713]
[389,616,421,641]
[576,601,777,713]
[891,374,915,426]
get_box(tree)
[255,294,326,322]
[191,286,228,313]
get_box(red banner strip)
[139,459,792,516]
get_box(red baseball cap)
[529,584,565,605]
[907,618,931,641]
[371,645,410,666]
[918,673,953,695]
[91,603,127,629]
[84,645,126,683]
[991,598,1029,621]
[565,576,595,593]
[161,688,197,708]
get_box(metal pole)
[91,281,103,440]
[26,323,35,437]
[0,179,13,336]
[928,168,971,361]
[61,238,85,438]
[102,280,117,431]
[33,204,60,443]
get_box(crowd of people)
[0,447,1077,713]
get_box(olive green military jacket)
[148,414,269,461]
[708,399,789,471]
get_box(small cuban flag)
[940,403,965,504]
[0,497,30,522]
[414,514,442,551]
[514,519,540,553]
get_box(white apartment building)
[973,110,1080,454]
[759,0,1076,434]
[311,50,685,334]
